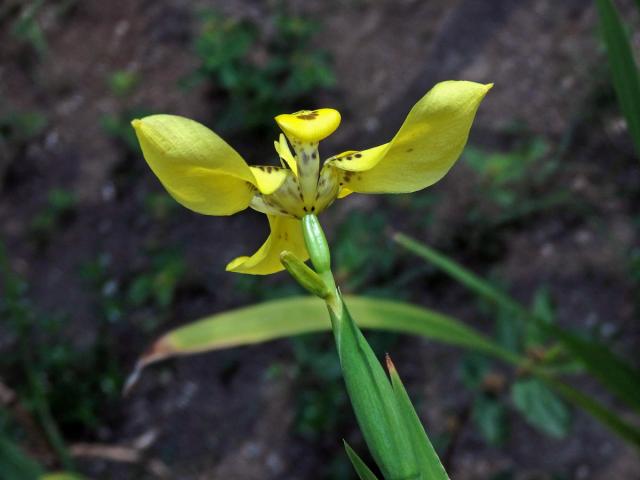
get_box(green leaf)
[546,326,640,413]
[329,296,419,480]
[511,378,571,439]
[459,354,491,390]
[525,287,555,347]
[41,474,87,480]
[386,355,449,480]
[0,435,43,480]
[343,441,380,480]
[392,233,523,314]
[127,295,640,448]
[537,373,640,447]
[495,310,522,354]
[472,395,509,446]
[393,232,640,413]
[131,296,519,371]
[596,0,640,157]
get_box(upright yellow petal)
[329,81,492,193]
[132,115,256,216]
[226,215,308,275]
[274,134,298,176]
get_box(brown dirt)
[1,0,639,479]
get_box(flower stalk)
[290,215,447,480]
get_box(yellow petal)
[226,215,308,275]
[275,108,341,143]
[274,134,298,176]
[249,166,288,195]
[132,114,256,216]
[337,187,353,199]
[330,81,492,193]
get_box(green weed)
[30,188,77,245]
[0,110,47,144]
[127,249,186,311]
[102,107,151,154]
[333,211,404,296]
[463,136,564,222]
[102,68,149,154]
[1,0,47,57]
[107,70,140,97]
[187,8,335,133]
[0,245,122,439]
[459,287,572,446]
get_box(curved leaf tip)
[123,336,174,396]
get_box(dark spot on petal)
[406,148,413,152]
[311,206,315,212]
[303,207,308,212]
[354,153,362,158]
[346,156,352,161]
[296,111,319,120]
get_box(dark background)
[1,0,639,478]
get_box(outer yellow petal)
[132,114,256,216]
[275,108,341,143]
[329,81,492,193]
[226,215,308,275]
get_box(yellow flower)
[132,81,492,275]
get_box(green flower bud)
[302,214,331,273]
[280,251,330,299]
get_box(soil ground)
[1,0,639,479]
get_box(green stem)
[297,215,424,478]
[301,215,341,316]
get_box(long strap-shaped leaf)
[596,0,640,158]
[344,441,380,480]
[128,295,640,448]
[133,296,519,369]
[393,232,640,414]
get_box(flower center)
[249,138,340,219]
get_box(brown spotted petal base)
[249,140,344,219]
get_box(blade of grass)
[330,295,419,479]
[343,441,380,480]
[393,232,640,413]
[386,355,449,480]
[130,296,520,374]
[127,295,640,447]
[392,233,524,314]
[0,434,43,480]
[595,0,640,157]
[536,371,640,447]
